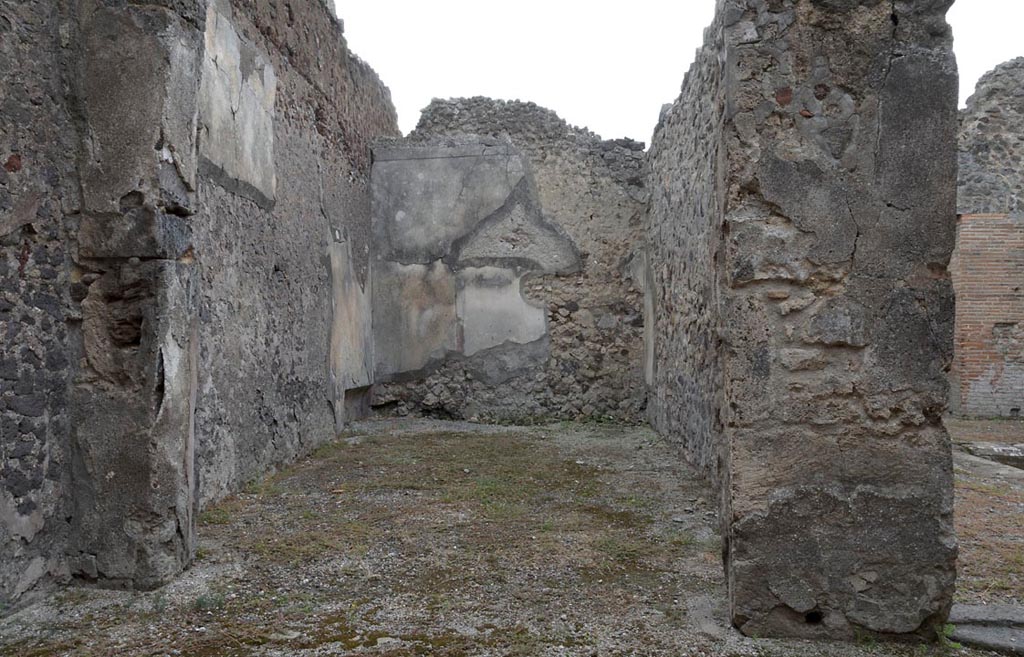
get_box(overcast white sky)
[335,1,1023,144]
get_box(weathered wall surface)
[369,139,577,416]
[68,0,205,592]
[372,100,648,423]
[0,0,78,605]
[0,0,397,606]
[952,59,1024,418]
[0,0,207,602]
[645,18,726,477]
[646,0,958,640]
[190,0,398,505]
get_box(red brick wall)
[951,213,1024,417]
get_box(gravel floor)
[0,418,1016,657]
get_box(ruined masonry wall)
[372,99,648,423]
[0,0,398,607]
[953,59,1024,418]
[645,15,727,478]
[0,0,79,606]
[192,0,399,506]
[646,0,958,640]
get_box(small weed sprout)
[937,623,962,652]
[192,591,226,612]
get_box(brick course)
[951,214,1024,417]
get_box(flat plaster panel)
[198,1,277,202]
[329,239,373,428]
[371,144,526,264]
[372,260,458,379]
[456,267,546,357]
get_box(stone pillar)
[66,0,203,588]
[647,0,958,640]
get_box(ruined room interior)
[1,0,1023,655]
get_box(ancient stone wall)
[66,0,206,592]
[372,99,648,423]
[645,17,727,477]
[190,0,398,506]
[0,0,79,606]
[0,0,397,606]
[646,0,958,640]
[369,138,579,410]
[952,59,1024,418]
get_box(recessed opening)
[805,610,825,625]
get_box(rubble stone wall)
[0,0,79,607]
[646,0,959,640]
[372,99,648,423]
[0,0,397,606]
[645,16,727,478]
[953,59,1024,418]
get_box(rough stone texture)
[957,59,1024,217]
[0,0,972,644]
[950,604,1024,655]
[0,0,397,607]
[952,59,1024,419]
[0,0,78,608]
[644,18,726,476]
[373,100,648,423]
[67,0,205,593]
[188,0,398,507]
[645,0,958,640]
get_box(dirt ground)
[947,417,1024,609]
[0,418,1019,657]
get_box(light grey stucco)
[372,260,458,379]
[370,139,577,387]
[372,144,527,265]
[329,236,373,429]
[457,267,546,357]
[198,0,277,205]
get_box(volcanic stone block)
[646,0,958,640]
